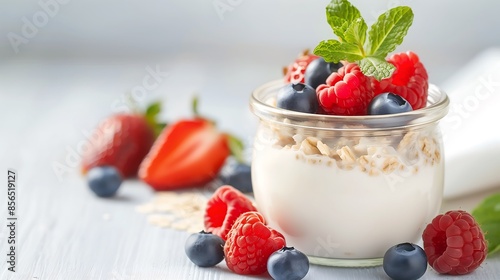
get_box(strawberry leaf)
[192,95,200,117]
[367,6,414,58]
[472,193,500,255]
[359,56,395,81]
[145,101,161,119]
[144,101,167,138]
[314,40,364,63]
[227,134,245,163]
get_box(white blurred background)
[1,0,500,185]
[2,0,498,72]
[2,0,499,81]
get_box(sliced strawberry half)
[139,98,243,190]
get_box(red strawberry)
[139,118,230,190]
[316,62,373,115]
[139,98,243,190]
[224,212,286,275]
[204,185,257,240]
[81,104,162,178]
[283,49,319,84]
[422,210,487,275]
[373,51,429,109]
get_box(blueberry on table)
[368,92,413,115]
[277,83,319,113]
[185,230,225,267]
[304,57,342,89]
[219,162,252,193]
[267,247,309,280]
[87,166,122,197]
[383,243,427,280]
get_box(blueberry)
[304,57,342,89]
[368,93,413,115]
[383,243,427,280]
[277,83,318,113]
[219,162,252,193]
[267,247,309,280]
[87,166,122,197]
[185,230,224,267]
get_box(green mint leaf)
[359,56,395,81]
[472,193,500,255]
[344,17,368,48]
[314,40,364,63]
[367,6,414,57]
[326,0,362,42]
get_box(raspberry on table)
[373,51,428,110]
[422,210,488,275]
[316,62,374,115]
[204,185,257,241]
[224,212,286,275]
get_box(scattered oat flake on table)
[135,203,156,214]
[137,190,208,232]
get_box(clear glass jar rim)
[250,80,450,131]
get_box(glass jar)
[249,80,450,267]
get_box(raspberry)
[204,185,257,240]
[283,49,319,84]
[316,63,373,115]
[224,212,286,275]
[422,210,488,275]
[373,51,428,109]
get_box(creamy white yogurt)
[252,145,443,259]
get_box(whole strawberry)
[81,103,163,177]
[284,49,319,84]
[224,212,286,275]
[422,210,488,275]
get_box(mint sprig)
[314,0,414,80]
[472,193,500,255]
[359,56,396,81]
[314,40,364,63]
[326,0,364,44]
[367,6,414,57]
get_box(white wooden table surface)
[1,57,499,280]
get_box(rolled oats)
[317,141,333,157]
[382,157,400,174]
[306,136,320,146]
[279,129,441,176]
[337,146,356,164]
[138,191,207,232]
[300,139,321,155]
[398,131,419,151]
